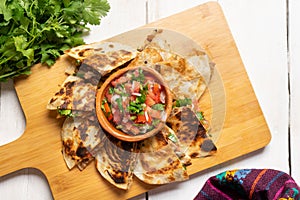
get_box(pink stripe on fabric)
[272,179,296,200]
[207,179,232,200]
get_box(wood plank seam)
[286,0,292,176]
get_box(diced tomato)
[132,81,140,93]
[126,123,140,135]
[145,75,155,82]
[113,110,122,124]
[133,69,140,77]
[124,83,132,93]
[159,91,166,103]
[111,76,128,87]
[145,94,156,107]
[136,110,152,124]
[103,102,113,121]
[192,99,200,111]
[122,98,129,109]
[148,90,160,103]
[130,95,136,102]
[136,114,147,123]
[148,90,156,100]
[153,83,161,95]
[111,80,117,87]
[145,111,152,123]
[105,92,112,103]
[148,107,161,119]
[117,76,128,84]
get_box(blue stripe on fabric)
[200,190,213,200]
[266,171,285,190]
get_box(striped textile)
[194,169,300,200]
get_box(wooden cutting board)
[0,2,271,199]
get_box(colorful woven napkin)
[194,169,300,200]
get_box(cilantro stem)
[0,55,15,65]
[0,65,31,80]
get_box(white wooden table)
[1,0,299,199]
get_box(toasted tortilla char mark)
[63,139,76,158]
[58,88,65,95]
[120,49,132,56]
[94,47,103,52]
[62,139,92,164]
[151,133,168,149]
[107,170,128,184]
[76,144,92,158]
[89,54,110,65]
[146,159,181,175]
[78,48,92,57]
[144,29,163,46]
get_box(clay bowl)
[95,66,173,142]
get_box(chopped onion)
[161,111,167,121]
[145,111,149,121]
[122,115,129,123]
[111,94,120,103]
[132,92,141,96]
[160,91,166,103]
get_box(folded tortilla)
[61,113,104,170]
[95,135,138,190]
[166,106,217,158]
[134,128,189,185]
[65,41,138,76]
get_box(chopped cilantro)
[108,87,114,94]
[175,98,192,107]
[196,111,205,121]
[76,72,85,79]
[114,88,122,95]
[152,103,165,111]
[130,116,137,121]
[58,109,73,117]
[136,93,146,104]
[168,132,178,143]
[116,97,124,113]
[116,125,123,129]
[128,102,145,114]
[132,68,145,82]
[152,119,160,126]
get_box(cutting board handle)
[0,129,36,176]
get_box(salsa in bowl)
[96,66,173,142]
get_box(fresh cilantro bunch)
[0,0,110,82]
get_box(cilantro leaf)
[152,103,165,111]
[82,0,110,25]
